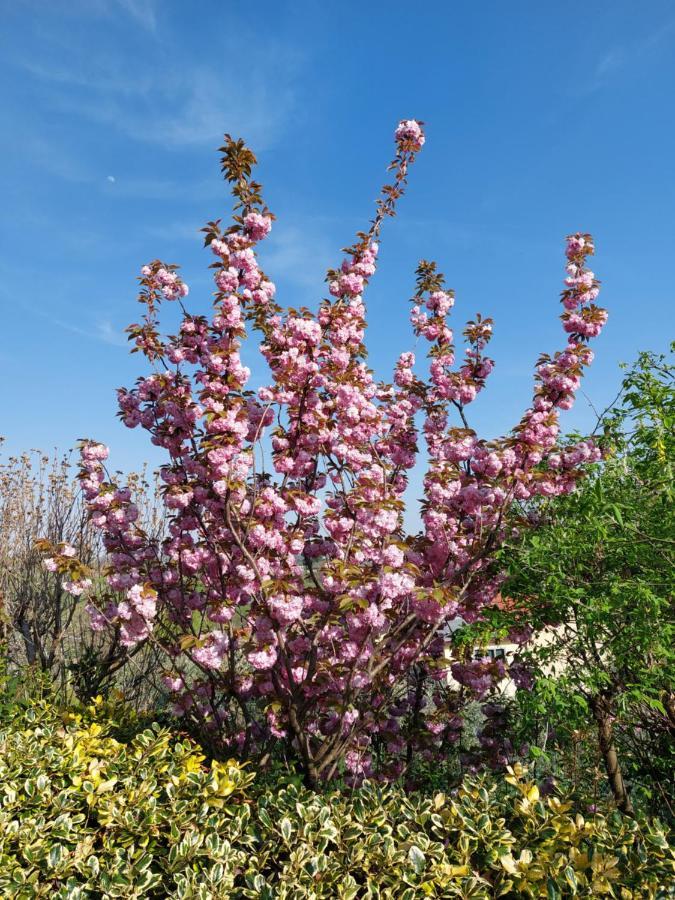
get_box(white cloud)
[95,319,128,346]
[112,0,158,32]
[64,65,296,151]
[19,136,93,184]
[13,0,159,33]
[642,16,675,50]
[4,292,130,348]
[595,49,625,79]
[14,131,220,200]
[37,313,129,348]
[12,31,302,151]
[583,17,675,94]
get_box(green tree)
[501,347,674,816]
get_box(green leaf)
[279,817,292,841]
[644,697,667,715]
[547,876,560,899]
[408,845,425,875]
[257,807,273,829]
[48,844,64,868]
[563,866,578,894]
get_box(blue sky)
[1,0,674,483]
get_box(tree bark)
[406,667,425,769]
[286,702,320,789]
[591,694,634,816]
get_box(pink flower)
[62,578,92,597]
[155,267,189,300]
[382,544,405,568]
[85,604,108,631]
[216,267,239,293]
[269,593,304,625]
[247,645,278,670]
[193,632,229,670]
[380,571,415,600]
[395,119,425,150]
[243,212,272,241]
[81,442,109,463]
[126,583,157,620]
[210,238,229,257]
[163,674,185,692]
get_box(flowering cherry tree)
[44,120,607,785]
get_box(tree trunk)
[406,667,425,769]
[286,702,320,789]
[664,692,675,732]
[303,759,320,790]
[19,616,37,666]
[591,694,634,816]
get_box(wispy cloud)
[31,309,129,348]
[583,17,675,94]
[94,318,128,347]
[11,0,159,34]
[19,136,93,184]
[112,0,158,32]
[3,284,129,348]
[13,132,220,202]
[594,49,625,79]
[642,16,675,50]
[0,251,130,348]
[55,65,297,150]
[9,26,302,151]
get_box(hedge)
[0,695,673,898]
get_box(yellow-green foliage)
[0,698,256,898]
[0,697,672,898]
[245,773,673,899]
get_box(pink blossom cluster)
[395,119,426,151]
[450,657,506,699]
[42,542,93,598]
[140,264,189,301]
[65,120,608,784]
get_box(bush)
[0,694,672,898]
[0,695,256,898]
[0,446,163,705]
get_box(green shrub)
[0,695,672,898]
[0,697,256,898]
[245,773,674,899]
